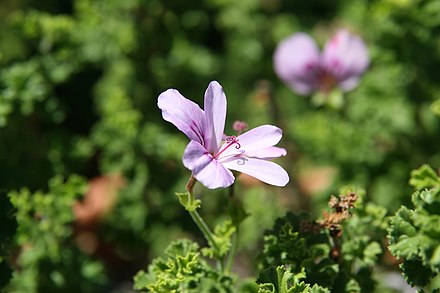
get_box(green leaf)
[287,282,310,293]
[431,99,440,117]
[309,284,331,293]
[390,231,434,262]
[388,175,440,287]
[0,190,16,287]
[306,258,339,288]
[413,212,440,239]
[345,278,361,292]
[388,206,417,241]
[256,266,297,293]
[362,242,382,266]
[430,245,440,270]
[412,188,440,214]
[256,266,329,293]
[259,284,277,293]
[175,192,201,212]
[134,239,233,292]
[202,220,236,258]
[409,165,440,190]
[6,175,106,292]
[400,260,434,287]
[260,213,330,272]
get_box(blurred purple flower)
[273,29,369,95]
[158,81,289,189]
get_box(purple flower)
[158,81,290,189]
[273,29,369,95]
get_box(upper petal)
[222,157,289,187]
[204,81,227,153]
[158,89,206,145]
[273,33,321,95]
[322,29,369,90]
[182,140,235,189]
[218,125,283,160]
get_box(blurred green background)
[1,0,440,291]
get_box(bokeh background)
[1,0,440,292]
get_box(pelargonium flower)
[273,29,369,95]
[158,81,289,189]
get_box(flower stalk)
[225,226,238,274]
[183,176,221,256]
[224,183,246,274]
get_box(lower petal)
[338,76,360,92]
[182,141,235,189]
[195,159,235,189]
[286,80,317,95]
[182,141,211,173]
[222,157,289,187]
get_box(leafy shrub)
[388,165,440,290]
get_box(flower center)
[213,136,241,159]
[318,70,337,93]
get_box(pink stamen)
[214,136,241,159]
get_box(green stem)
[185,175,221,255]
[225,183,238,274]
[225,226,239,273]
[188,209,220,252]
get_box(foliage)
[0,190,16,288]
[6,175,107,293]
[133,239,234,293]
[201,219,236,259]
[256,266,330,293]
[388,165,440,290]
[259,190,387,292]
[0,0,440,291]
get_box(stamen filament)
[213,136,241,159]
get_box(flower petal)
[158,89,206,145]
[182,141,235,189]
[222,157,289,187]
[273,33,321,95]
[246,146,287,159]
[182,140,211,173]
[218,125,283,160]
[322,29,369,91]
[195,159,235,189]
[204,81,227,153]
[338,76,361,92]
